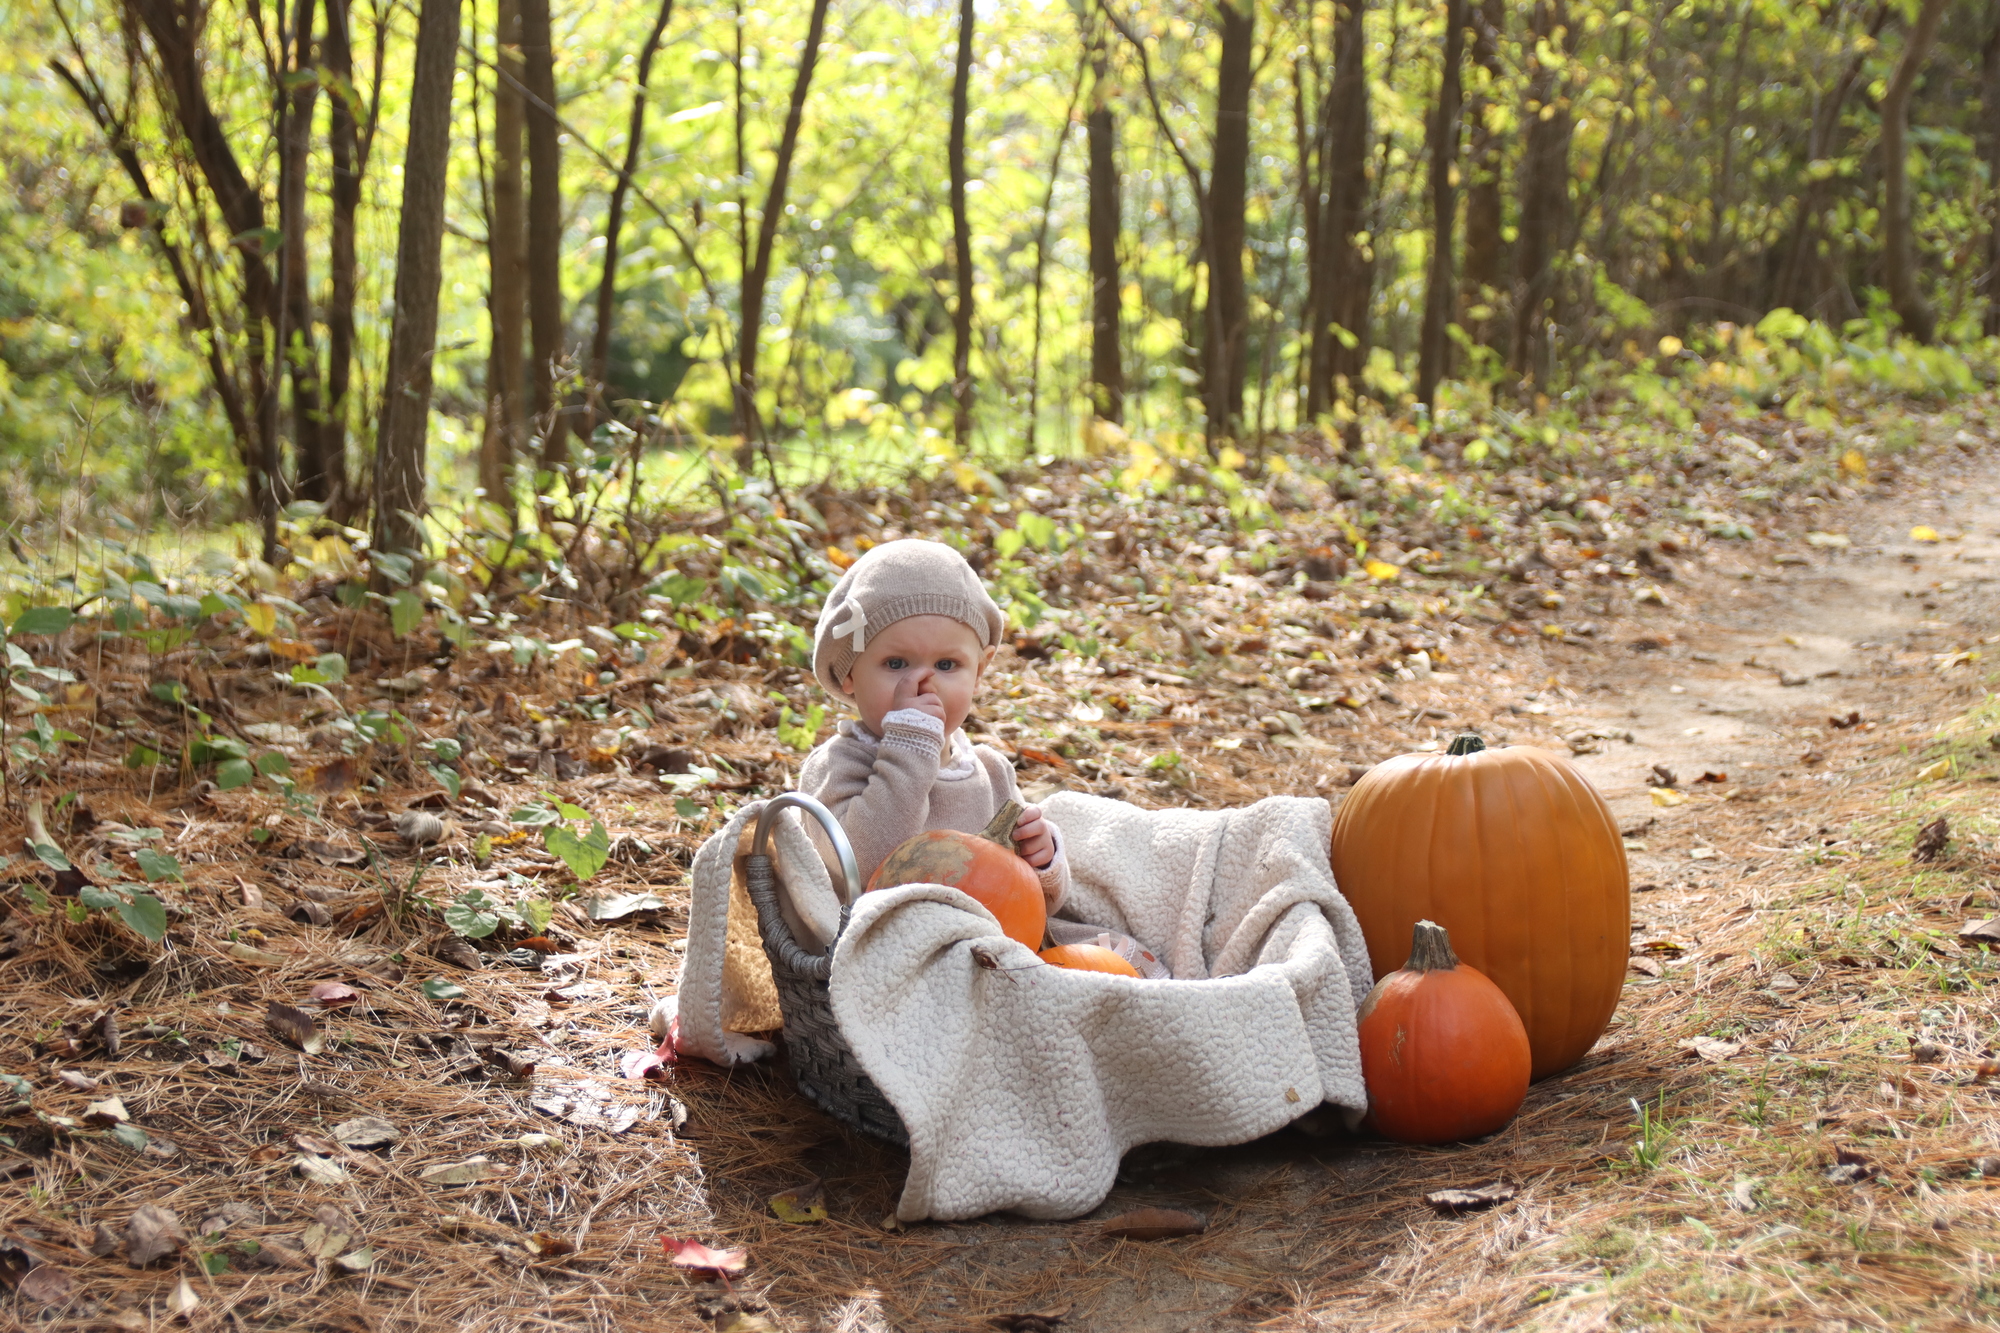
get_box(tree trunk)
[323,0,364,517]
[372,0,461,566]
[948,0,975,450]
[1774,3,1890,320]
[1310,0,1369,424]
[1881,0,1949,345]
[1085,3,1123,425]
[586,0,675,438]
[1459,0,1505,356]
[1027,61,1083,451]
[1984,5,2000,337]
[521,0,565,468]
[1510,0,1572,388]
[483,0,525,501]
[732,0,833,444]
[1417,0,1465,418]
[1294,50,1323,422]
[281,0,330,503]
[1205,0,1253,444]
[124,0,280,558]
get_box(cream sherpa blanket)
[660,790,1373,1222]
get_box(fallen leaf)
[1829,710,1863,729]
[1825,1147,1879,1185]
[83,1096,130,1127]
[395,811,446,845]
[124,1204,185,1266]
[227,941,287,966]
[1916,758,1952,782]
[1912,816,1950,863]
[1910,525,1941,543]
[1646,764,1678,788]
[98,1011,121,1059]
[580,891,668,922]
[1695,770,1728,784]
[309,982,361,1007]
[1728,1179,1758,1212]
[1689,847,1719,861]
[301,1206,360,1259]
[1423,1182,1518,1213]
[1908,1039,1944,1064]
[1804,531,1849,548]
[479,1046,536,1079]
[88,1224,121,1257]
[660,1236,747,1276]
[1651,788,1689,807]
[419,1156,496,1186]
[305,758,361,794]
[768,1182,827,1225]
[1099,1207,1206,1240]
[331,1116,399,1148]
[1974,1156,2000,1178]
[523,1232,577,1259]
[1767,971,1800,992]
[1628,956,1663,978]
[264,1003,323,1054]
[1678,1036,1743,1062]
[433,935,483,969]
[302,838,367,866]
[987,1307,1072,1332]
[56,1070,99,1092]
[1013,746,1071,771]
[168,1274,200,1316]
[1958,919,2000,945]
[421,977,467,1000]
[16,1262,74,1305]
[294,1155,348,1185]
[196,1203,260,1237]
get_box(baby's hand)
[1012,804,1055,869]
[890,667,947,722]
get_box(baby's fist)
[1011,804,1055,869]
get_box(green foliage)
[78,881,168,942]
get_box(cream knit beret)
[813,539,1005,699]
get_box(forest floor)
[2,401,1999,1332]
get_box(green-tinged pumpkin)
[1358,920,1531,1144]
[1330,734,1628,1080]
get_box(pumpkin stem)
[979,798,1025,847]
[1404,919,1460,972]
[1446,733,1487,757]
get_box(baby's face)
[841,615,994,738]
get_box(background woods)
[1,0,1998,535]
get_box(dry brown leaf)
[16,1263,74,1305]
[330,1115,398,1148]
[82,1096,129,1126]
[1099,1207,1206,1240]
[523,1232,577,1259]
[124,1204,185,1266]
[395,811,446,844]
[1424,1182,1518,1213]
[264,1002,323,1054]
[309,982,361,1007]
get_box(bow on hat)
[825,601,867,651]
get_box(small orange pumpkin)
[1358,920,1530,1144]
[868,800,1046,950]
[1038,943,1140,977]
[1331,734,1627,1079]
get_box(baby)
[802,539,1165,976]
[802,538,1068,911]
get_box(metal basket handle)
[751,792,862,908]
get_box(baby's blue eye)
[883,656,907,671]
[935,658,957,671]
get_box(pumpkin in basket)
[1329,734,1628,1080]
[1038,943,1140,977]
[1357,920,1530,1143]
[868,800,1046,950]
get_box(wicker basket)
[741,794,909,1146]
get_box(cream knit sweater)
[799,710,1069,912]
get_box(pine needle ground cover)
[0,399,1998,1330]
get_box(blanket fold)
[670,790,1372,1222]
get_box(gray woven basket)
[742,794,909,1146]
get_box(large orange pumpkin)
[1330,734,1627,1080]
[868,800,1046,950]
[1038,943,1140,977]
[1357,919,1530,1144]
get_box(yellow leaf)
[769,1183,827,1225]
[244,602,277,636]
[1656,335,1683,357]
[1915,759,1951,781]
[1363,558,1400,581]
[824,545,855,571]
[1651,788,1689,807]
[1910,525,1940,543]
[1217,445,1247,470]
[1839,449,1868,478]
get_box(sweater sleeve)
[799,714,947,886]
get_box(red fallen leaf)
[1015,746,1071,770]
[660,1236,746,1276]
[516,936,557,954]
[309,983,361,1007]
[1695,770,1728,784]
[621,1019,680,1083]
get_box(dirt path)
[830,445,2000,1333]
